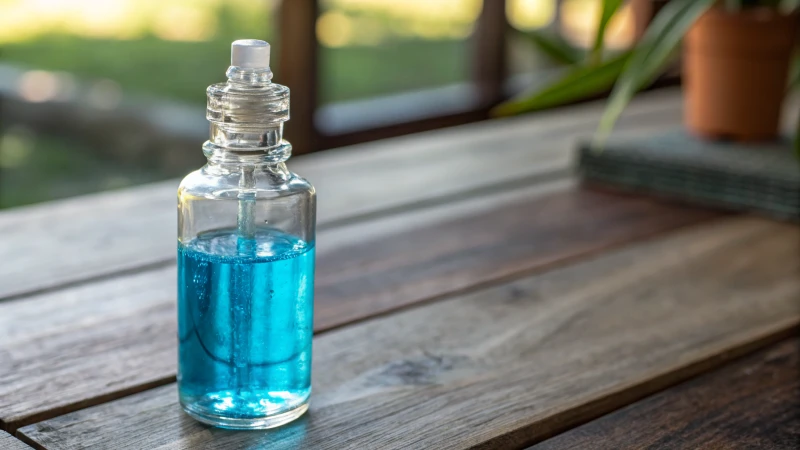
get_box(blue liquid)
[177,228,314,427]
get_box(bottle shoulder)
[179,166,314,200]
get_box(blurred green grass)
[0,33,468,208]
[320,40,468,103]
[0,131,163,208]
[2,35,467,104]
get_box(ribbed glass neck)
[204,65,291,166]
[225,66,273,84]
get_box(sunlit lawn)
[0,131,163,208]
[2,35,467,105]
[0,35,468,208]
[0,0,479,208]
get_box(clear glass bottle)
[177,40,316,430]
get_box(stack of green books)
[578,131,799,221]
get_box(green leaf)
[795,114,799,160]
[592,0,625,63]
[492,51,632,117]
[597,0,715,142]
[517,28,584,66]
[790,53,800,90]
[792,54,800,158]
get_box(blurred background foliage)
[0,0,634,208]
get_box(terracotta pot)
[684,8,798,141]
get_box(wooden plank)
[0,432,30,450]
[319,106,488,149]
[531,338,800,450]
[18,217,800,449]
[0,182,720,431]
[312,187,720,333]
[0,90,685,301]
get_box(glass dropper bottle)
[177,39,316,429]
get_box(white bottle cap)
[231,39,270,69]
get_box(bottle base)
[181,397,309,430]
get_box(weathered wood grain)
[0,432,29,450]
[313,187,721,332]
[0,181,720,431]
[19,217,800,449]
[0,90,685,300]
[531,338,800,450]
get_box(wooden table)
[1,89,798,449]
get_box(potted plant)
[495,0,799,150]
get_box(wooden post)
[472,0,508,108]
[278,0,319,155]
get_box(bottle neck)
[203,65,292,169]
[203,124,291,171]
[225,65,273,85]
